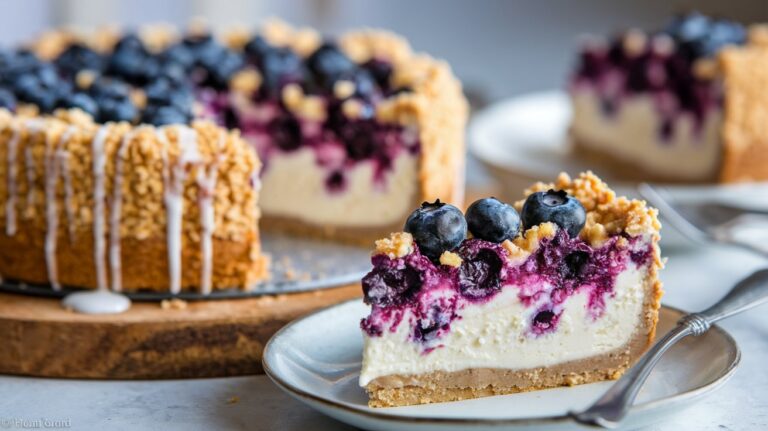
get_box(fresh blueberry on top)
[244,35,272,61]
[162,44,196,70]
[142,104,191,126]
[55,43,104,76]
[465,197,520,243]
[306,43,357,90]
[521,189,586,239]
[58,92,99,117]
[88,77,131,100]
[114,34,147,54]
[404,200,467,261]
[98,97,137,123]
[259,47,304,94]
[665,12,711,42]
[0,89,16,110]
[205,50,245,89]
[363,58,393,90]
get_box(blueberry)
[114,34,147,54]
[665,12,711,42]
[162,44,195,70]
[206,50,244,88]
[521,189,586,238]
[458,246,503,299]
[404,200,467,261]
[89,78,131,100]
[465,198,521,243]
[362,264,421,307]
[260,47,303,94]
[244,35,272,60]
[363,58,393,90]
[107,48,148,82]
[268,114,301,151]
[142,106,190,126]
[306,43,357,89]
[55,43,104,75]
[352,69,377,99]
[145,79,194,113]
[0,89,16,110]
[98,98,137,123]
[59,92,99,117]
[562,250,589,279]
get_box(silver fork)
[638,183,768,258]
[571,268,768,428]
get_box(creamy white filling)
[259,148,418,227]
[359,262,647,386]
[570,89,721,181]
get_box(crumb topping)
[374,232,414,259]
[439,251,462,267]
[515,171,661,247]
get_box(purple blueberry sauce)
[360,231,654,350]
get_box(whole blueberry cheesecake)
[0,20,465,293]
[359,172,663,407]
[570,12,768,183]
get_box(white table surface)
[1,242,767,431]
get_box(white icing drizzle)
[109,129,138,292]
[62,290,131,314]
[4,126,20,236]
[196,132,225,295]
[162,125,201,295]
[24,145,36,208]
[44,127,76,291]
[91,125,111,292]
[59,151,76,241]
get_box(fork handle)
[571,268,768,428]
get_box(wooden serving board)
[0,286,360,379]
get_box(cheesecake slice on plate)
[359,172,663,407]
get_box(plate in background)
[263,299,740,431]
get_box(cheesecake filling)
[259,148,418,227]
[359,230,653,386]
[571,88,721,180]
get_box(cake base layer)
[365,329,649,408]
[0,285,360,379]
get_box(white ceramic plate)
[468,91,768,248]
[263,300,740,431]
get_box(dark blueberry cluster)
[0,29,404,129]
